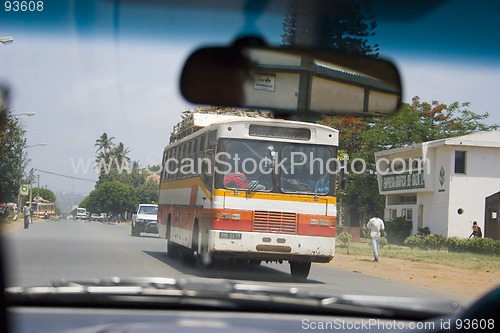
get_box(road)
[2,219,469,304]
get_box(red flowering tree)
[362,97,498,152]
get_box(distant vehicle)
[90,213,99,221]
[75,207,87,220]
[99,213,107,222]
[131,204,158,236]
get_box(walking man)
[366,213,385,262]
[23,202,31,229]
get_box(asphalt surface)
[2,219,468,304]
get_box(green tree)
[385,216,412,245]
[136,178,159,204]
[282,0,379,57]
[0,108,26,204]
[81,180,136,216]
[88,133,159,212]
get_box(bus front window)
[279,145,332,195]
[221,140,274,191]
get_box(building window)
[400,196,417,204]
[454,151,466,174]
[402,208,413,220]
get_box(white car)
[131,204,158,236]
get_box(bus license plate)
[219,232,242,239]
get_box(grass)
[337,240,500,272]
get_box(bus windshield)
[280,145,332,194]
[219,139,334,195]
[221,140,274,191]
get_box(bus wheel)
[289,261,311,279]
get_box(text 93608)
[5,1,43,12]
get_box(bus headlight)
[310,218,318,225]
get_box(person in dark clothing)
[469,221,483,238]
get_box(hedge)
[404,234,500,255]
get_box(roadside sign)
[20,184,29,195]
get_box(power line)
[33,169,96,183]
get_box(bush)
[385,216,412,245]
[423,233,447,250]
[467,237,499,255]
[445,236,500,255]
[404,235,424,249]
[445,237,469,252]
[338,231,352,246]
[379,237,388,247]
[337,231,353,254]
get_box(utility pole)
[28,169,34,224]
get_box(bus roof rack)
[169,106,274,143]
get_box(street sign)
[20,184,29,195]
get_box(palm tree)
[94,132,115,164]
[95,132,115,154]
[111,142,131,166]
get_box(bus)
[158,116,339,278]
[31,202,56,219]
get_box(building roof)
[375,130,500,157]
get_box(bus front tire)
[289,261,311,279]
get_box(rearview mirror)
[181,42,401,115]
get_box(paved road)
[2,219,468,304]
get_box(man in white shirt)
[366,213,385,262]
[23,202,31,229]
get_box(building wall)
[377,142,500,239]
[446,146,500,237]
[423,147,452,236]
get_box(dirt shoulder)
[1,218,26,233]
[324,252,499,300]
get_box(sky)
[1,0,500,197]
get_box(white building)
[374,130,500,239]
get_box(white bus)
[158,118,339,278]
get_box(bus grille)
[253,211,297,234]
